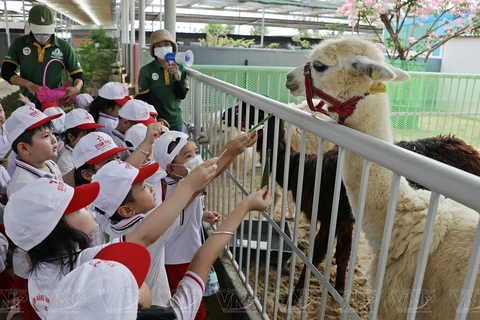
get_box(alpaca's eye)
[313,62,328,72]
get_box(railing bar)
[285,129,307,320]
[406,192,440,319]
[319,146,346,319]
[262,116,281,312]
[369,173,402,319]
[341,159,371,320]
[273,123,294,320]
[300,137,326,320]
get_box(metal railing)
[184,68,480,319]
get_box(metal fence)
[183,67,480,319]
[190,65,480,149]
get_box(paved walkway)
[0,78,19,99]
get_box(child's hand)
[143,122,163,145]
[224,131,258,156]
[184,157,218,191]
[18,93,32,105]
[243,186,272,212]
[158,118,170,129]
[203,211,221,224]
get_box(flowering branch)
[337,0,480,62]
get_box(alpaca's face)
[285,37,410,102]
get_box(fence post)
[193,81,203,139]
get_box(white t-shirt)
[169,271,205,320]
[164,177,205,265]
[7,158,63,279]
[0,231,7,273]
[104,213,176,307]
[57,145,74,176]
[111,129,130,161]
[29,237,125,320]
[53,139,65,164]
[0,166,10,196]
[97,112,118,137]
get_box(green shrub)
[0,90,20,117]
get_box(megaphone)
[165,50,194,67]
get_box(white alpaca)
[286,37,480,320]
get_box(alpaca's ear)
[345,55,397,82]
[386,65,410,83]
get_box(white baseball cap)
[92,160,160,218]
[65,109,104,130]
[118,99,156,126]
[98,82,131,106]
[146,103,158,117]
[124,124,147,152]
[43,107,66,134]
[72,132,128,168]
[3,178,100,251]
[153,130,189,171]
[47,242,150,320]
[73,93,94,110]
[5,104,62,145]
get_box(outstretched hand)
[224,131,258,156]
[243,186,272,212]
[184,157,218,192]
[143,122,163,145]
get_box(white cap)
[72,132,128,168]
[118,100,155,126]
[5,105,62,145]
[73,93,94,110]
[47,242,150,320]
[43,107,66,134]
[146,103,158,117]
[92,160,160,218]
[124,124,147,152]
[4,178,100,251]
[153,130,189,171]
[65,109,104,130]
[98,82,131,106]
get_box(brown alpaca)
[225,104,480,307]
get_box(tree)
[250,25,269,36]
[76,29,117,93]
[201,24,235,37]
[297,29,312,38]
[337,0,480,62]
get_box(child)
[3,156,219,319]
[42,105,66,163]
[73,93,93,110]
[92,160,175,307]
[154,129,258,319]
[89,82,131,136]
[57,109,104,175]
[47,189,272,320]
[125,123,167,205]
[111,99,156,161]
[0,102,10,161]
[4,104,63,320]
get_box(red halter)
[303,62,369,125]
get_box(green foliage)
[297,29,312,38]
[199,29,255,48]
[250,26,269,36]
[0,90,20,117]
[201,24,235,37]
[325,23,345,36]
[291,35,311,49]
[267,42,280,49]
[76,29,117,94]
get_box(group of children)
[0,81,271,320]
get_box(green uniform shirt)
[138,59,189,127]
[3,33,83,103]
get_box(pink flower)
[408,36,416,44]
[364,0,376,7]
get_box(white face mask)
[33,33,51,44]
[154,47,173,60]
[183,155,204,173]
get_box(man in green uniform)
[1,5,84,107]
[136,29,189,131]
